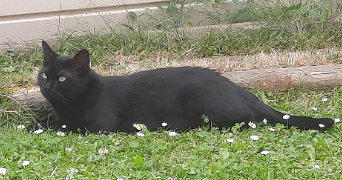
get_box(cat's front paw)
[26,116,64,134]
[26,119,47,134]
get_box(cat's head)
[38,41,93,107]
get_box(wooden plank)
[11,64,342,108]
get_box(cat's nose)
[44,82,52,90]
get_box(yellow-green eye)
[42,73,47,79]
[59,76,66,82]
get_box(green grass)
[56,23,342,58]
[1,87,342,179]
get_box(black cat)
[36,41,335,133]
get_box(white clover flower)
[313,165,320,169]
[136,132,145,137]
[226,138,235,143]
[283,114,290,120]
[310,107,318,111]
[133,123,142,131]
[0,167,7,175]
[98,147,109,155]
[69,168,79,173]
[260,150,270,155]
[117,178,125,180]
[65,147,73,152]
[34,129,44,135]
[248,121,257,129]
[268,127,276,132]
[322,97,328,102]
[168,131,178,137]
[318,124,325,128]
[17,124,26,130]
[250,135,259,141]
[334,118,341,123]
[62,125,67,128]
[56,131,66,137]
[262,119,267,124]
[22,160,30,166]
[161,122,168,127]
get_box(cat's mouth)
[41,90,68,106]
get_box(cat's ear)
[72,49,90,73]
[42,41,57,64]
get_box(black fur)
[36,41,335,133]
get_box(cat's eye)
[42,73,47,79]
[59,76,66,82]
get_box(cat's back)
[127,66,225,84]
[101,66,236,94]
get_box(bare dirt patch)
[95,48,342,76]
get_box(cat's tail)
[252,101,335,130]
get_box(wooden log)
[223,64,342,91]
[11,64,342,107]
[11,88,52,108]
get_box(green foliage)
[133,156,145,167]
[47,22,342,61]
[201,114,210,123]
[135,0,341,29]
[231,122,245,134]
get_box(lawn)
[1,0,342,179]
[1,88,342,179]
